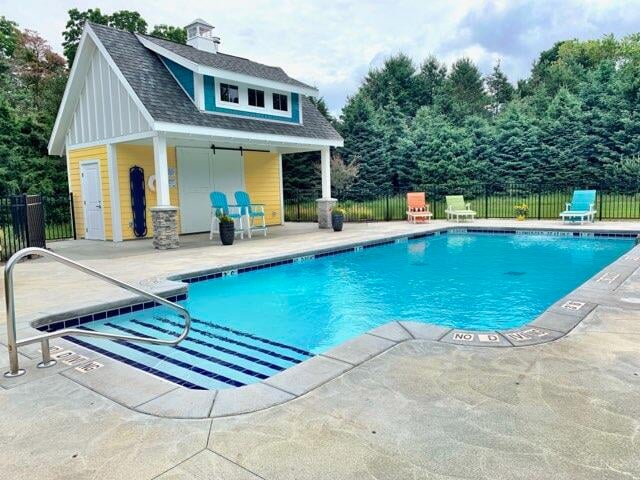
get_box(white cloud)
[1,0,638,115]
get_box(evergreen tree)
[360,53,418,115]
[436,57,489,123]
[339,94,386,199]
[539,88,588,186]
[413,56,447,109]
[486,61,514,116]
[376,95,414,194]
[411,107,477,191]
[492,102,543,187]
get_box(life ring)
[148,174,156,192]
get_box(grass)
[285,192,640,222]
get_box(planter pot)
[332,213,344,232]
[219,222,235,245]
[516,215,526,221]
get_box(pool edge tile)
[210,382,295,417]
[320,334,396,366]
[264,355,352,397]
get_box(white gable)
[66,47,151,148]
[49,26,154,156]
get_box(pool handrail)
[3,247,191,378]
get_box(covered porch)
[67,131,335,249]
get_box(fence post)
[599,192,603,221]
[69,192,77,240]
[22,194,31,248]
[385,196,390,221]
[484,186,489,219]
[537,189,542,220]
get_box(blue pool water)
[69,233,632,389]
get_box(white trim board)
[106,144,123,242]
[155,121,343,148]
[79,159,106,240]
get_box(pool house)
[48,19,343,248]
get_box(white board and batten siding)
[66,47,151,148]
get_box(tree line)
[1,11,638,202]
[284,35,640,200]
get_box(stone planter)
[332,213,344,232]
[219,222,235,245]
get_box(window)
[272,93,288,111]
[220,83,239,103]
[248,88,265,108]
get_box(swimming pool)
[59,231,633,389]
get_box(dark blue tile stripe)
[41,293,189,332]
[65,336,206,390]
[152,316,305,364]
[75,326,245,387]
[130,319,287,372]
[104,323,269,381]
[189,317,313,357]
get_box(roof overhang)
[48,24,155,156]
[154,121,343,149]
[136,35,319,97]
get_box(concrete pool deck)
[1,220,640,479]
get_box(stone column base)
[150,207,179,249]
[316,198,337,229]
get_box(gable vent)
[185,19,220,54]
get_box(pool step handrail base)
[3,247,191,378]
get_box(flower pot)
[516,215,526,221]
[332,213,344,232]
[219,222,235,245]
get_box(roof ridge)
[139,31,283,71]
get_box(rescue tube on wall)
[129,166,147,237]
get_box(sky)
[1,0,639,116]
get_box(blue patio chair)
[234,191,267,238]
[559,190,597,224]
[209,191,244,240]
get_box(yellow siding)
[115,144,179,240]
[67,145,112,240]
[243,152,282,226]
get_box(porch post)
[316,146,336,229]
[150,133,179,249]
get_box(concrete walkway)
[1,221,639,479]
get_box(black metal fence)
[284,183,640,223]
[0,193,75,261]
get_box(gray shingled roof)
[89,23,342,142]
[140,34,315,90]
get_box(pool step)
[65,316,312,390]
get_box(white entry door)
[177,147,245,234]
[80,161,105,240]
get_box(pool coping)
[5,224,640,419]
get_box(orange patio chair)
[406,192,433,223]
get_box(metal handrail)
[4,247,191,377]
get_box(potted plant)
[217,211,235,245]
[514,203,529,221]
[331,206,346,232]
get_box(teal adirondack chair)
[559,190,597,224]
[445,195,477,222]
[209,191,244,240]
[234,191,267,238]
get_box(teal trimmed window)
[162,57,194,99]
[203,75,300,123]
